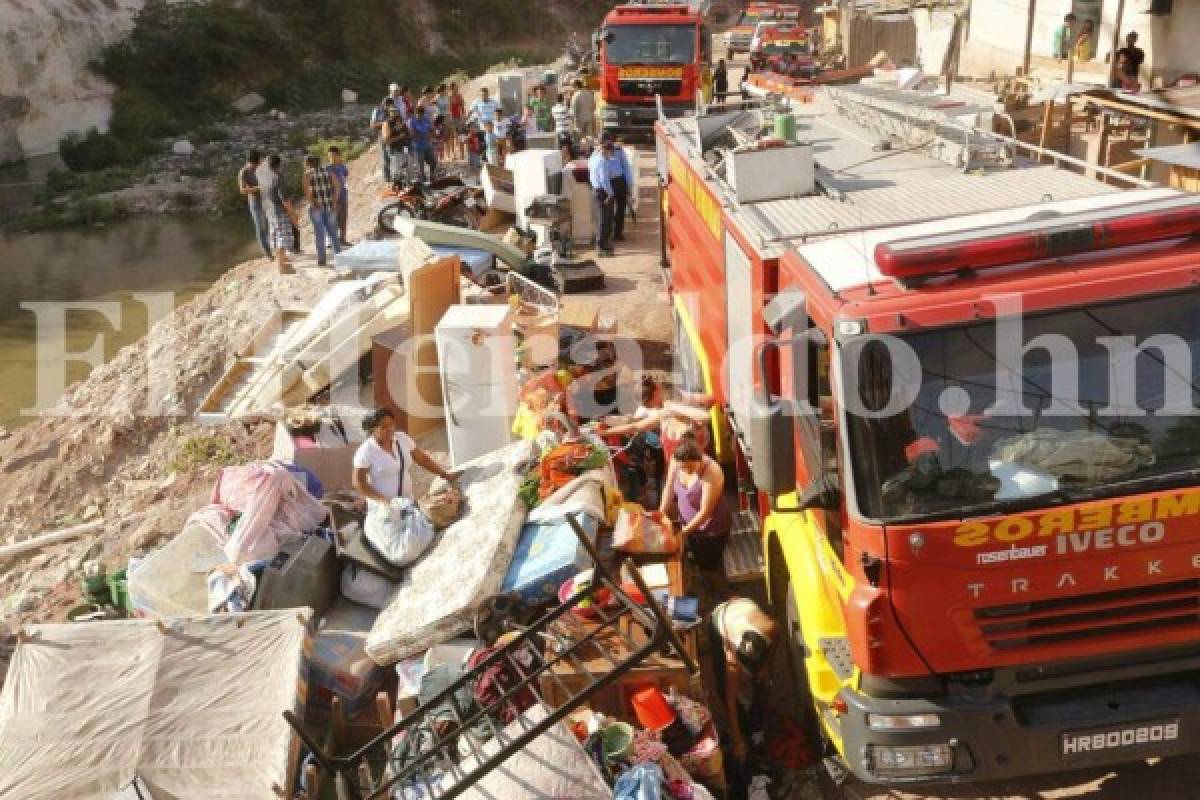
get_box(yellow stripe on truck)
[766,501,856,753]
[671,295,728,462]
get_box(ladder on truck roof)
[285,513,697,800]
[825,83,1017,172]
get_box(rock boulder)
[232,92,266,114]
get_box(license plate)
[1061,718,1181,757]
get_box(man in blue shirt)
[469,87,499,127]
[409,103,438,183]
[589,133,617,256]
[606,139,635,241]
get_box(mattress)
[365,440,536,665]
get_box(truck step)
[724,510,765,584]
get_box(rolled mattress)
[365,440,535,665]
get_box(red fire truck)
[724,2,802,60]
[748,23,814,74]
[596,3,711,136]
[656,85,1200,785]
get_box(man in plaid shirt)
[303,154,343,267]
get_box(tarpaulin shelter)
[0,611,309,800]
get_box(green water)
[0,213,259,426]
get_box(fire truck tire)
[771,543,849,772]
[775,566,863,792]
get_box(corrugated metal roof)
[746,165,1119,247]
[1134,142,1200,171]
[665,91,1137,271]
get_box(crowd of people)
[234,74,608,274]
[371,79,598,180]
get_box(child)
[433,114,447,162]
[484,120,500,167]
[465,122,483,171]
[492,108,511,164]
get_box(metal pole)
[1022,0,1037,77]
[1107,0,1127,87]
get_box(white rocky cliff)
[0,0,148,163]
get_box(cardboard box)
[501,513,599,603]
[309,599,387,714]
[272,420,358,494]
[558,299,599,331]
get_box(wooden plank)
[236,308,311,360]
[1107,0,1127,88]
[1037,100,1055,163]
[1091,112,1110,181]
[1084,94,1200,129]
[196,358,265,424]
[1021,0,1037,77]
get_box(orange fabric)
[538,443,597,500]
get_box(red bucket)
[630,686,676,732]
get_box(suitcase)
[251,534,339,617]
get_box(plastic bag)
[613,503,677,554]
[614,763,664,800]
[340,563,397,609]
[419,486,463,529]
[365,497,437,567]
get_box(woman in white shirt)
[352,408,456,509]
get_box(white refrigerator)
[435,304,518,467]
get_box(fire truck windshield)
[844,289,1200,522]
[605,24,696,65]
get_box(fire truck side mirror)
[748,388,796,497]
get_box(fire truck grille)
[617,79,683,98]
[974,578,1200,651]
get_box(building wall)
[955,0,1193,84]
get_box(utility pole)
[1107,0,1128,87]
[1022,0,1037,77]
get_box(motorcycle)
[376,176,485,234]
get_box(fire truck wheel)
[777,571,863,792]
[770,544,844,771]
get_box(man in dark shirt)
[238,151,270,258]
[1116,31,1144,80]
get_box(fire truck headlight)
[868,713,941,730]
[868,743,953,776]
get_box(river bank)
[5,101,373,232]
